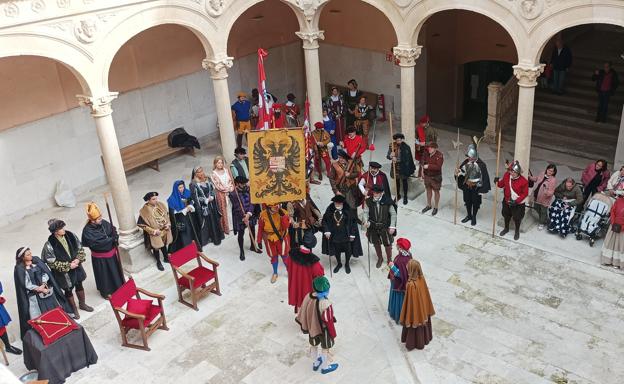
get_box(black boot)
[345,255,351,274]
[500,218,510,236]
[239,249,245,261]
[238,232,246,260]
[333,255,342,273]
[1,333,22,355]
[514,220,521,240]
[153,249,164,271]
[461,204,472,223]
[471,206,479,226]
[402,179,408,205]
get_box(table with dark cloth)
[23,325,98,384]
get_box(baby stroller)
[575,193,612,246]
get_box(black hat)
[331,195,346,203]
[143,191,158,202]
[393,133,405,140]
[287,93,296,101]
[234,176,249,184]
[302,230,317,249]
[47,218,66,233]
[234,147,246,155]
[369,161,381,169]
[371,184,384,193]
[337,149,351,160]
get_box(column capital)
[296,30,325,49]
[513,64,545,87]
[392,45,422,67]
[202,57,234,80]
[77,92,119,117]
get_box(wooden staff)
[32,319,70,326]
[103,192,127,283]
[227,168,260,252]
[388,112,398,200]
[492,129,503,237]
[453,128,461,225]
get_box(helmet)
[466,144,478,159]
[510,160,522,174]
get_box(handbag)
[612,223,622,233]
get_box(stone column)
[203,57,237,160]
[77,93,149,272]
[483,82,503,143]
[512,64,544,172]
[393,45,422,147]
[296,30,325,124]
[614,105,624,167]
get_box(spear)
[103,192,127,283]
[452,128,463,225]
[492,129,503,237]
[227,168,260,252]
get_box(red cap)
[397,238,411,251]
[419,115,430,124]
[314,122,324,129]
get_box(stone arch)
[407,0,526,58]
[530,4,624,64]
[0,34,94,94]
[96,5,218,91]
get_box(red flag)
[256,48,272,130]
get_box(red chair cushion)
[169,242,199,268]
[177,266,215,290]
[121,304,162,329]
[126,298,152,316]
[110,278,138,308]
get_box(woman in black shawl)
[14,247,73,339]
[189,166,224,249]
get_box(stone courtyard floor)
[1,123,623,383]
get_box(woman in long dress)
[167,180,198,253]
[189,166,224,248]
[399,259,435,351]
[601,185,624,268]
[387,238,413,324]
[13,247,72,338]
[211,156,234,235]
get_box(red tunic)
[414,124,426,161]
[610,198,624,226]
[287,259,325,310]
[497,172,529,204]
[343,134,366,159]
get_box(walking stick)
[388,112,399,200]
[227,168,261,252]
[492,129,503,237]
[366,235,371,279]
[103,193,127,283]
[453,128,462,225]
[328,235,333,278]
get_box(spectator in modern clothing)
[550,36,572,94]
[592,62,619,123]
[581,159,611,204]
[547,178,583,237]
[529,164,557,229]
[606,166,624,197]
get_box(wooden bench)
[117,131,195,173]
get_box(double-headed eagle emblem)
[252,135,302,198]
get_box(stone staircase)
[506,27,624,162]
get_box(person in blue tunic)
[0,280,22,355]
[322,109,338,160]
[388,238,413,324]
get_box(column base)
[483,124,497,144]
[406,176,426,201]
[118,227,153,273]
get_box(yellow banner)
[248,128,306,204]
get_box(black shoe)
[250,245,262,254]
[163,254,169,263]
[421,206,432,214]
[431,208,438,216]
[345,264,351,274]
[514,231,520,240]
[156,261,164,271]
[240,251,245,261]
[333,263,342,274]
[471,217,476,226]
[499,228,509,236]
[403,197,408,205]
[461,215,471,223]
[6,345,22,355]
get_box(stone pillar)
[203,57,237,160]
[393,45,422,147]
[484,82,503,143]
[296,30,325,124]
[614,105,624,167]
[77,93,149,272]
[512,64,544,172]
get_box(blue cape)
[167,180,191,212]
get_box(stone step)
[535,91,624,112]
[534,87,624,106]
[533,102,621,126]
[533,107,621,130]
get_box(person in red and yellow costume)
[312,121,332,180]
[257,204,291,283]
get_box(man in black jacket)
[321,195,357,274]
[592,62,619,123]
[455,144,491,226]
[550,36,572,94]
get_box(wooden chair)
[169,241,221,311]
[108,277,168,351]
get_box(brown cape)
[400,260,435,327]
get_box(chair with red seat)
[169,241,221,311]
[108,277,168,351]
